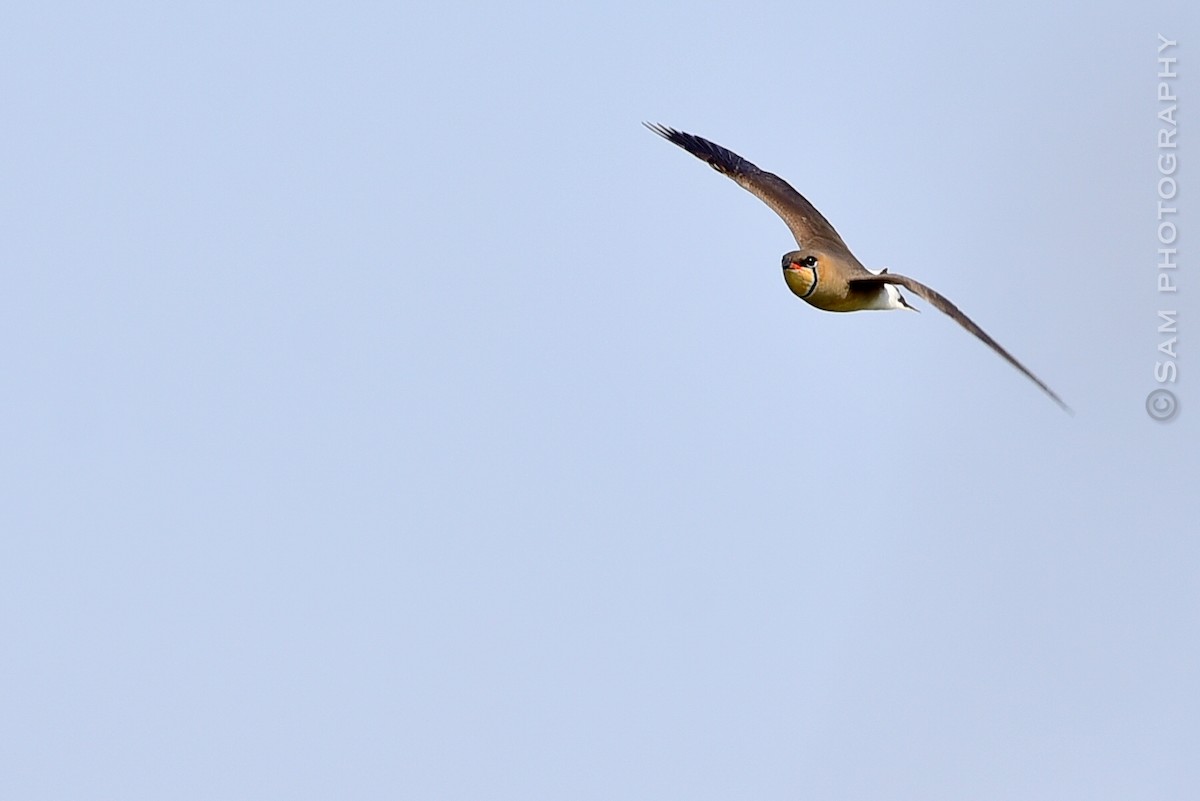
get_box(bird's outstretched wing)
[644,123,851,254]
[850,272,1071,412]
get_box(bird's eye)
[803,256,818,267]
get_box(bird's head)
[781,249,822,299]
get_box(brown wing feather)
[851,272,1072,413]
[644,123,851,254]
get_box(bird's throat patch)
[799,266,819,299]
[784,265,819,301]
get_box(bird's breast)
[784,267,858,312]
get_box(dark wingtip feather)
[642,121,680,141]
[643,122,750,177]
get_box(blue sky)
[2,2,1197,799]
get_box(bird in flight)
[645,123,1070,412]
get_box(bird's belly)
[803,289,868,312]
